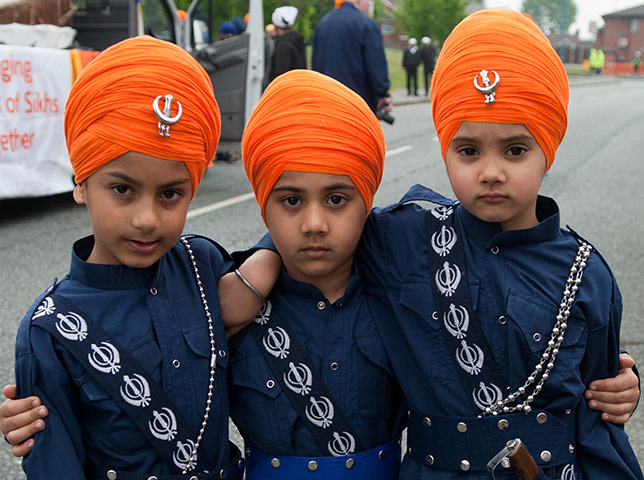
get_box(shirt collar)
[457,195,560,247]
[70,235,157,289]
[277,266,362,302]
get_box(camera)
[375,108,395,125]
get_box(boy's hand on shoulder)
[585,353,639,424]
[1,384,47,457]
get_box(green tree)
[396,0,468,46]
[520,0,577,36]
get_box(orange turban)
[65,36,220,197]
[242,70,385,222]
[431,9,568,171]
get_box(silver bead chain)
[180,236,217,473]
[481,242,593,417]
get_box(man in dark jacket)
[402,37,421,96]
[267,6,307,84]
[312,0,392,115]
[420,36,436,96]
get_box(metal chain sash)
[249,301,365,456]
[426,206,508,414]
[30,293,215,473]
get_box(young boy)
[0,32,640,476]
[9,35,275,479]
[355,9,643,479]
[229,69,406,478]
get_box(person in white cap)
[402,37,421,96]
[267,5,306,84]
[420,36,436,96]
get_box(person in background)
[403,37,421,96]
[219,21,238,40]
[267,6,306,84]
[312,0,392,116]
[633,51,642,76]
[420,36,436,96]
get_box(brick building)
[596,3,644,65]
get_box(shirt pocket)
[505,291,587,393]
[354,333,397,423]
[182,323,229,418]
[229,348,296,451]
[398,276,480,382]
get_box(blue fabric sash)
[245,437,401,480]
[30,293,216,473]
[248,301,364,456]
[425,206,507,413]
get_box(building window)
[631,19,639,34]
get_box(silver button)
[150,287,158,295]
[565,409,571,414]
[423,416,432,428]
[218,349,227,358]
[497,419,509,430]
[147,477,158,480]
[379,450,387,460]
[270,458,280,468]
[317,301,326,310]
[107,471,117,480]
[219,469,227,479]
[457,421,468,433]
[330,362,339,371]
[426,454,435,465]
[501,458,511,468]
[491,246,500,254]
[498,315,507,325]
[569,444,575,453]
[345,458,355,469]
[308,460,318,471]
[536,412,548,424]
[533,332,542,342]
[172,359,180,368]
[540,450,552,462]
[460,459,471,471]
[266,379,275,389]
[245,448,251,456]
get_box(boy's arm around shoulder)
[218,233,282,337]
[13,288,88,477]
[571,235,644,478]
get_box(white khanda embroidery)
[283,361,313,396]
[254,300,272,325]
[263,326,290,359]
[328,431,356,457]
[305,396,334,429]
[88,341,121,374]
[149,407,178,441]
[431,225,458,257]
[435,261,461,297]
[33,297,56,319]
[443,303,469,339]
[472,381,502,411]
[456,339,484,375]
[120,373,151,408]
[431,206,454,221]
[55,311,88,341]
[561,464,577,480]
[173,439,197,471]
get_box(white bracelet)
[234,269,267,303]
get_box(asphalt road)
[0,76,643,477]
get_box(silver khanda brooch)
[152,94,182,137]
[473,69,500,104]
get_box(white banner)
[0,45,74,199]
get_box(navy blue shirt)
[15,235,233,478]
[312,2,390,111]
[228,267,406,456]
[356,185,643,479]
